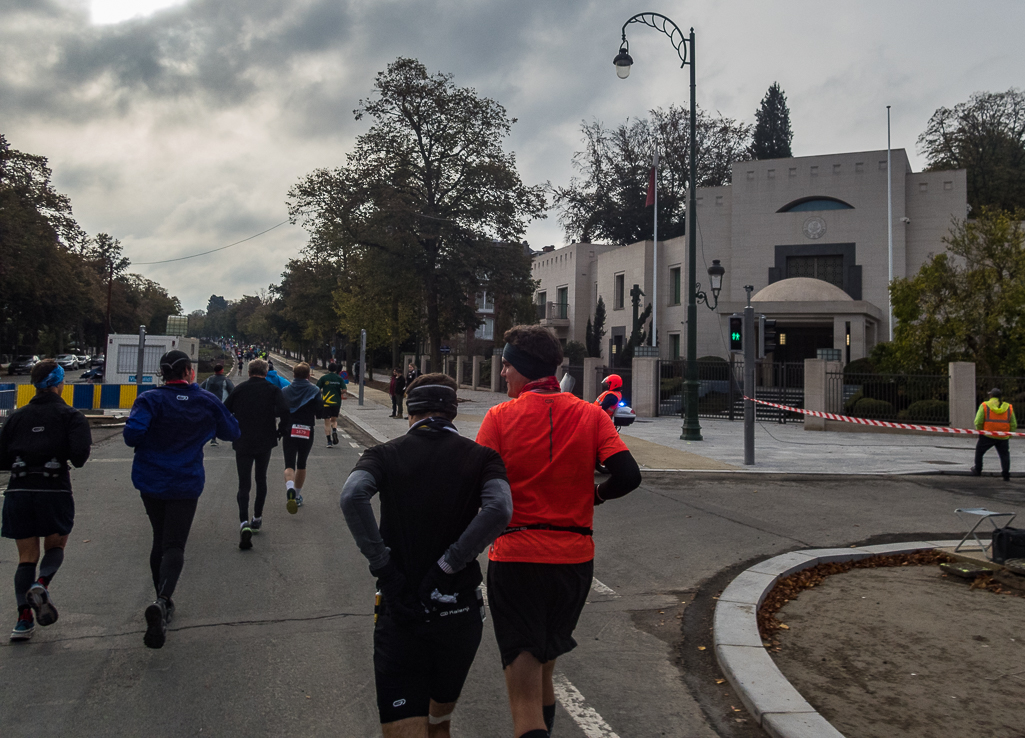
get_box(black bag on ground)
[991,526,1025,564]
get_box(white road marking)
[553,673,620,738]
[340,432,351,439]
[349,442,360,448]
[591,577,616,596]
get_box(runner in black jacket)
[278,362,324,514]
[223,359,289,549]
[0,360,92,641]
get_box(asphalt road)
[2,364,1025,737]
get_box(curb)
[712,539,962,738]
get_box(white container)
[105,334,199,385]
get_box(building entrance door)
[772,325,834,364]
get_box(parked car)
[8,355,41,375]
[57,354,80,370]
[76,354,90,366]
[90,354,106,367]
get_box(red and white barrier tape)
[743,396,1025,438]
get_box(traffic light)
[728,314,743,352]
[759,316,778,358]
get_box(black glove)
[371,561,423,625]
[418,561,460,611]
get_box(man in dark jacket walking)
[124,350,240,649]
[279,363,324,514]
[224,359,288,549]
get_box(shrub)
[564,340,587,366]
[853,397,894,419]
[904,399,949,423]
[843,357,875,380]
[843,390,864,414]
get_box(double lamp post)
[613,13,721,441]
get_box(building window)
[787,255,844,289]
[777,196,854,213]
[475,291,494,312]
[669,266,681,305]
[556,286,568,319]
[670,333,681,360]
[614,274,625,310]
[474,317,495,340]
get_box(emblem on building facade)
[803,216,826,239]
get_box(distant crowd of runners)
[1,326,644,738]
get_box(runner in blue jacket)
[123,350,240,648]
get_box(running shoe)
[10,612,34,641]
[331,431,339,445]
[296,492,304,508]
[27,581,58,626]
[240,524,253,550]
[164,599,175,625]
[286,489,298,515]
[326,440,333,448]
[250,517,262,532]
[144,600,167,649]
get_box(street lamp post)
[614,13,706,440]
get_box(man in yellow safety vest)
[971,388,1016,481]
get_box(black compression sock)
[519,731,549,738]
[543,703,555,735]
[15,563,36,609]
[39,548,64,585]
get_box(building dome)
[751,277,853,302]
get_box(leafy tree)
[750,82,793,160]
[288,58,546,369]
[878,207,1025,375]
[918,89,1025,213]
[621,304,652,362]
[564,340,586,365]
[585,296,607,358]
[553,105,751,244]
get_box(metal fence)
[657,360,805,421]
[977,376,1025,407]
[829,371,949,425]
[460,359,473,385]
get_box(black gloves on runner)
[370,561,423,625]
[418,561,460,611]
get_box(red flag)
[645,166,656,207]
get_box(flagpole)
[887,105,894,340]
[651,149,658,348]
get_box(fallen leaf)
[697,646,706,651]
[715,679,725,684]
[82,540,91,543]
[779,623,790,630]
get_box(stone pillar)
[456,356,465,386]
[491,348,502,393]
[804,358,826,431]
[849,316,867,362]
[583,357,603,402]
[402,353,414,374]
[472,355,483,390]
[949,362,976,430]
[632,356,659,418]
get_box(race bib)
[290,424,311,439]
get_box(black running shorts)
[282,436,313,470]
[1,490,75,540]
[486,559,593,668]
[373,600,484,724]
[322,405,340,418]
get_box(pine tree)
[750,82,793,160]
[587,296,607,358]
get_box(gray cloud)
[2,0,1024,310]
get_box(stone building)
[532,148,967,364]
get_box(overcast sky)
[3,0,1023,312]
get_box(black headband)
[406,384,459,417]
[503,343,557,381]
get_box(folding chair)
[954,508,1017,560]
